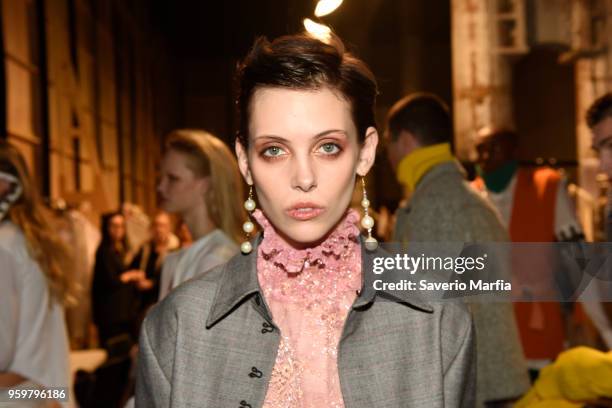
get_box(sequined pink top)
[252,209,362,408]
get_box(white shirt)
[485,174,583,240]
[0,221,71,406]
[158,229,238,300]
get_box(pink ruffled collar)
[252,208,361,274]
[253,207,362,307]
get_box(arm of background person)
[0,372,26,387]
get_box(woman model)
[0,141,74,407]
[136,33,475,408]
[156,130,244,299]
[91,211,140,347]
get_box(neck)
[275,219,338,250]
[479,160,518,193]
[182,205,215,241]
[254,207,360,274]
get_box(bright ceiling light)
[314,0,343,17]
[303,18,332,42]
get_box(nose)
[291,155,317,192]
[157,177,167,196]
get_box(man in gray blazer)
[386,93,530,407]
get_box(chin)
[279,220,334,247]
[160,201,182,214]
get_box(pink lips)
[286,203,325,221]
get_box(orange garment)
[508,167,559,242]
[474,168,566,360]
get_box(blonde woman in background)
[157,130,246,299]
[0,141,76,407]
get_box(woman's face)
[152,213,172,244]
[108,214,126,243]
[157,149,208,216]
[236,87,378,247]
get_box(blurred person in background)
[473,127,586,372]
[91,211,139,348]
[127,211,179,320]
[0,140,75,407]
[157,129,245,300]
[585,93,612,347]
[116,211,179,408]
[473,127,583,243]
[512,92,612,408]
[587,92,612,241]
[121,203,150,264]
[386,93,528,407]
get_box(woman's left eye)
[318,143,341,155]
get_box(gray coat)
[135,236,476,407]
[394,161,530,406]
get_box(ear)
[400,130,420,152]
[356,127,379,176]
[234,141,253,185]
[195,176,211,197]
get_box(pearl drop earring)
[360,177,378,251]
[241,185,256,254]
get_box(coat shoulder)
[145,262,225,329]
[406,176,507,242]
[416,173,496,215]
[436,301,471,332]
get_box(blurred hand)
[120,270,145,283]
[136,278,154,291]
[0,371,27,387]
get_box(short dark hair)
[386,93,452,146]
[235,33,378,147]
[586,93,612,129]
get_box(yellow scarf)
[396,143,454,193]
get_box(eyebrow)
[253,129,348,142]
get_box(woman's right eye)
[262,146,286,158]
